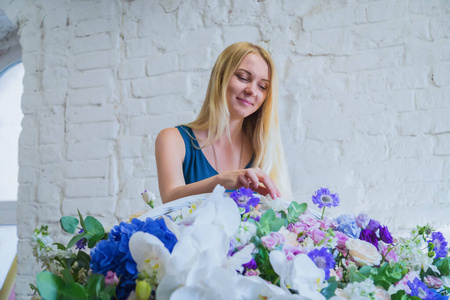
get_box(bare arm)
[155,128,281,203]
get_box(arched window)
[0,61,22,291]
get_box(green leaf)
[60,282,87,300]
[36,271,65,300]
[84,216,105,248]
[77,209,85,229]
[348,265,367,283]
[61,269,74,283]
[85,274,105,296]
[60,216,79,234]
[269,218,286,232]
[53,243,67,250]
[434,258,450,276]
[321,277,338,298]
[259,209,275,236]
[67,232,87,249]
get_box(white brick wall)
[1,0,449,298]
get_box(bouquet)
[31,185,450,299]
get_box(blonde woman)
[156,42,291,203]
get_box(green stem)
[321,206,326,220]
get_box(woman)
[155,42,291,203]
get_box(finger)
[238,174,249,188]
[257,173,279,199]
[255,185,269,196]
[245,169,260,190]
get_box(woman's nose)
[244,83,256,96]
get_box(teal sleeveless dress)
[176,125,253,185]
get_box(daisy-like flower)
[311,188,339,209]
[307,247,335,280]
[427,231,449,259]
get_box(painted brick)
[66,121,119,141]
[118,136,143,159]
[415,87,450,110]
[69,69,113,89]
[66,140,113,161]
[65,178,109,198]
[303,7,357,31]
[70,33,114,54]
[74,51,117,71]
[432,63,450,87]
[75,18,117,37]
[310,28,354,55]
[67,87,112,106]
[223,25,261,46]
[434,133,450,156]
[120,58,147,79]
[65,159,109,178]
[131,72,189,98]
[39,144,63,164]
[146,52,178,76]
[364,0,407,23]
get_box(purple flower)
[90,217,177,299]
[243,257,258,273]
[359,229,378,248]
[407,278,435,299]
[355,213,370,228]
[75,229,87,250]
[307,247,335,280]
[335,214,361,239]
[366,219,380,232]
[428,231,449,259]
[230,187,260,214]
[379,225,393,244]
[311,188,340,209]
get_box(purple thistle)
[307,247,335,280]
[428,231,449,259]
[359,228,378,249]
[311,188,339,209]
[407,278,435,299]
[230,187,260,214]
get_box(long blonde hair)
[188,42,292,200]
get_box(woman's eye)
[259,85,267,91]
[237,75,248,82]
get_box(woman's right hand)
[216,168,281,200]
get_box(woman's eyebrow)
[236,69,270,82]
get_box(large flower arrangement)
[31,185,450,300]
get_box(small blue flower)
[428,231,449,259]
[335,214,361,239]
[407,278,435,299]
[307,247,335,280]
[230,187,260,214]
[311,188,339,209]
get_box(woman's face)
[226,53,270,120]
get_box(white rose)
[346,238,382,266]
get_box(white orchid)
[270,250,327,300]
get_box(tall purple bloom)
[75,229,87,250]
[311,188,339,209]
[307,247,335,280]
[428,231,449,259]
[230,187,260,214]
[379,225,394,244]
[359,229,378,248]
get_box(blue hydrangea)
[230,187,260,214]
[307,247,335,280]
[427,231,449,259]
[311,188,339,209]
[335,214,361,239]
[90,217,177,299]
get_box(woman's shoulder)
[156,127,184,148]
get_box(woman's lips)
[237,97,252,106]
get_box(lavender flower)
[307,247,335,280]
[379,225,393,244]
[359,229,378,248]
[230,187,260,214]
[311,188,340,209]
[428,231,449,259]
[366,219,381,232]
[355,213,370,228]
[407,278,435,299]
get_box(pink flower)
[271,232,285,245]
[245,269,261,276]
[261,235,278,250]
[334,231,349,253]
[311,228,326,245]
[288,222,308,235]
[318,217,334,230]
[299,213,321,229]
[379,243,399,263]
[105,271,119,286]
[282,244,302,261]
[424,275,443,289]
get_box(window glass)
[0,62,24,201]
